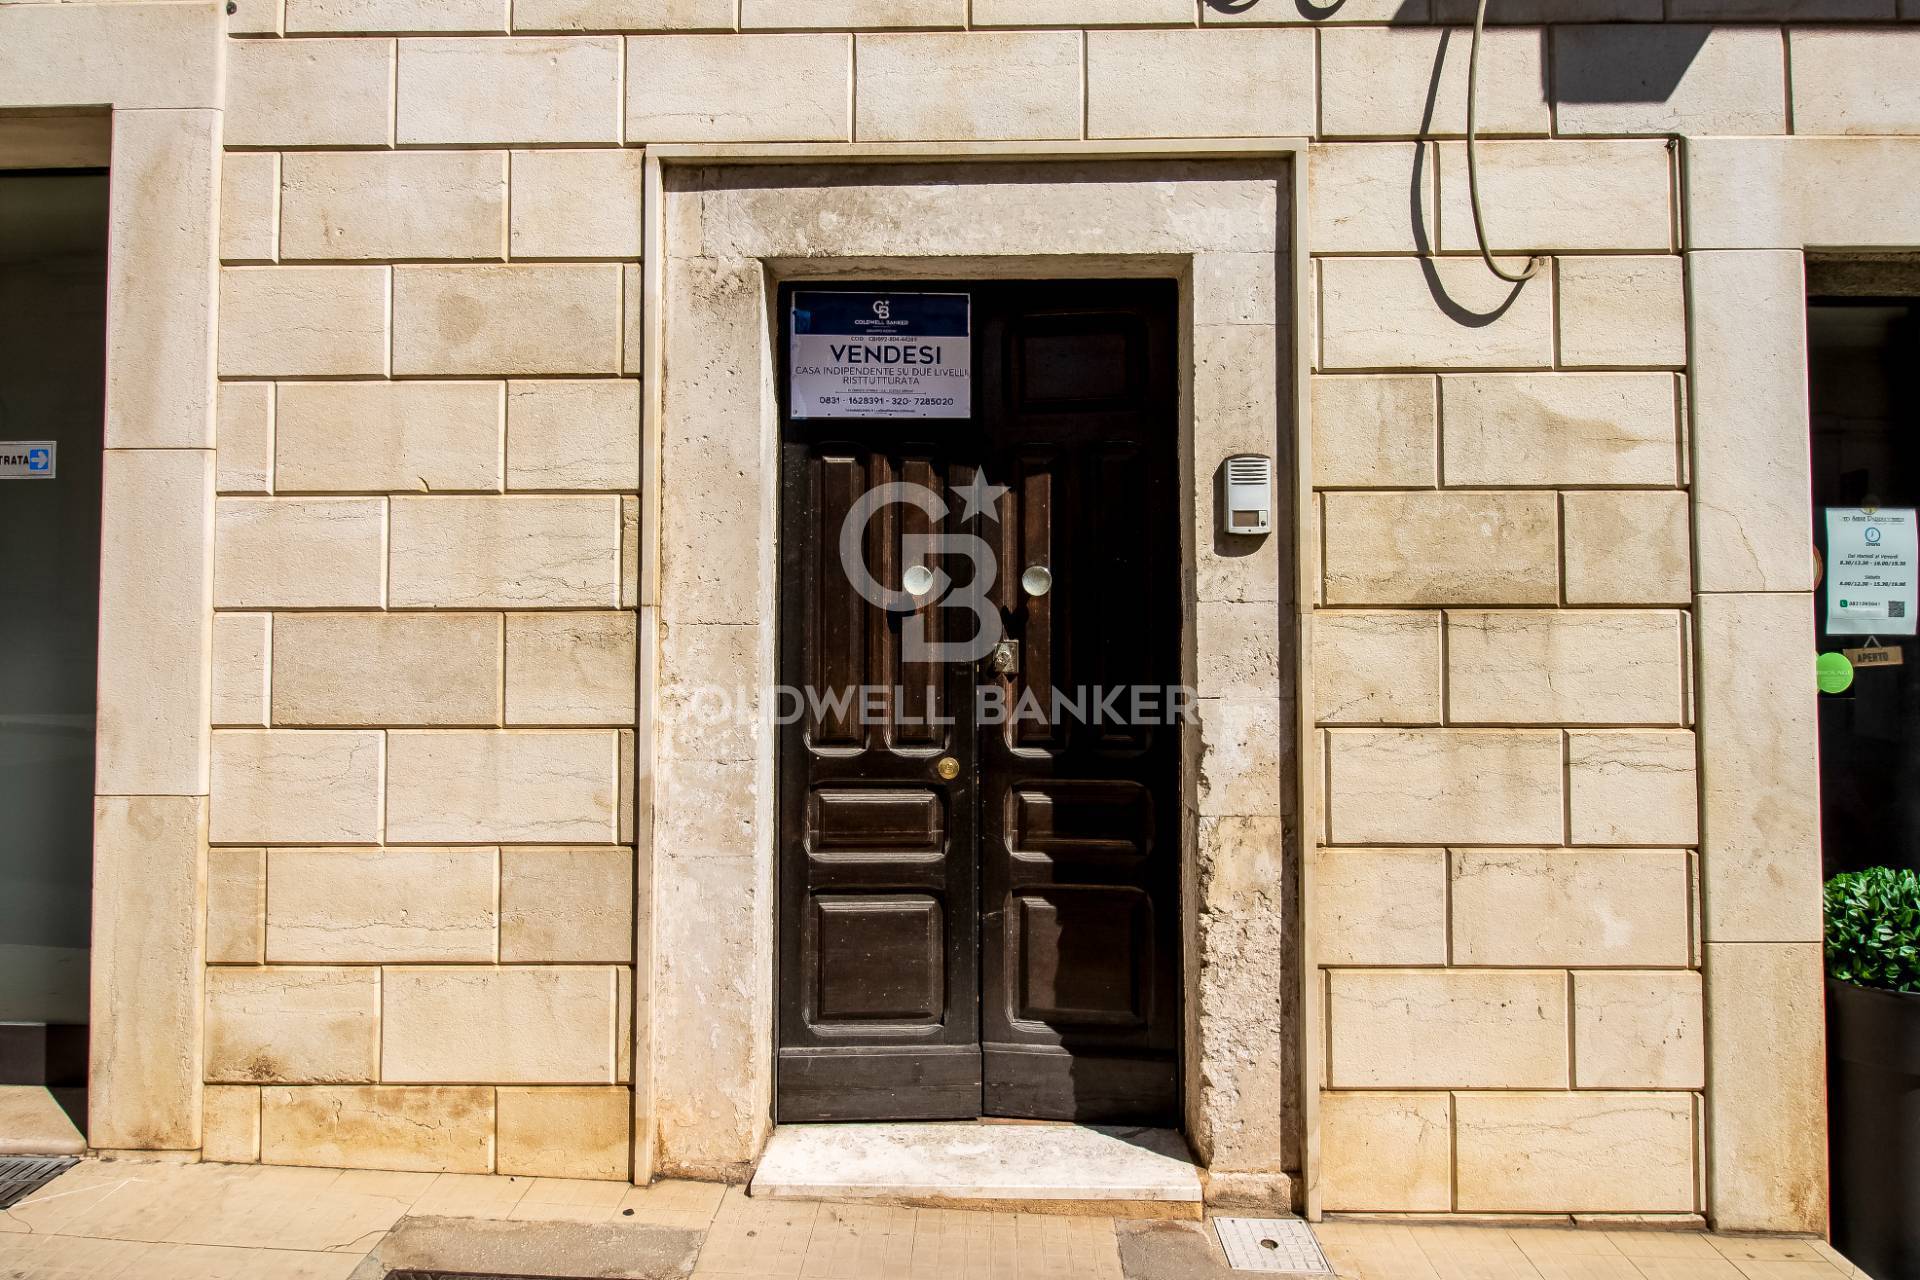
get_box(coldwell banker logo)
[838,473,1006,665]
[872,298,891,321]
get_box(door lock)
[988,638,1020,674]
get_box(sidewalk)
[0,1157,1870,1280]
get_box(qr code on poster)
[1892,601,1907,618]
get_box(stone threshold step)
[749,1121,1204,1218]
[0,1086,86,1157]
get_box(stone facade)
[6,0,1918,1232]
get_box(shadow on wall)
[1198,0,1708,318]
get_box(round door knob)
[1020,564,1053,597]
[935,756,961,780]
[902,564,937,597]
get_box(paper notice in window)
[1826,507,1918,637]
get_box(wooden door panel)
[778,280,1182,1126]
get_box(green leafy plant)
[1825,867,1920,994]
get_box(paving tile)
[1607,1231,1726,1259]
[406,1171,533,1219]
[1630,1259,1746,1280]
[1710,1238,1831,1263]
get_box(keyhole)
[1260,1238,1280,1250]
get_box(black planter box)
[1828,976,1920,1280]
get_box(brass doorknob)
[935,756,961,780]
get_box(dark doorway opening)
[773,280,1183,1126]
[0,170,108,1130]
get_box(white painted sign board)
[1826,506,1918,636]
[0,441,55,479]
[790,291,970,419]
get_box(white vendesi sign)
[790,291,970,419]
[0,441,55,479]
[1826,507,1919,636]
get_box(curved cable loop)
[1466,0,1546,285]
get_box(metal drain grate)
[1213,1216,1333,1274]
[0,1156,80,1210]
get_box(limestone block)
[1327,729,1562,845]
[288,0,508,31]
[1704,941,1827,1232]
[1445,610,1685,726]
[623,263,644,378]
[1562,490,1692,607]
[96,450,214,795]
[209,729,384,845]
[1309,144,1433,256]
[1195,601,1283,702]
[387,730,618,843]
[205,967,380,1084]
[207,847,266,965]
[393,263,622,376]
[1686,137,1920,251]
[1318,1092,1450,1212]
[381,965,621,1082]
[218,266,390,379]
[1696,594,1821,943]
[505,612,638,726]
[741,0,962,26]
[1567,730,1699,847]
[1321,491,1557,606]
[272,613,501,728]
[1553,26,1785,136]
[1208,0,1424,16]
[1451,848,1690,967]
[497,1087,631,1179]
[656,622,762,762]
[397,37,621,145]
[1195,699,1283,817]
[220,152,278,265]
[0,1,222,111]
[1328,969,1568,1089]
[266,848,497,963]
[1557,257,1687,369]
[508,150,644,258]
[506,380,640,491]
[216,382,273,494]
[625,34,850,144]
[1319,257,1554,370]
[1439,374,1678,487]
[1790,31,1920,135]
[226,37,395,148]
[214,497,386,610]
[515,0,734,30]
[1314,848,1446,966]
[1436,140,1672,254]
[654,755,758,857]
[688,162,1280,260]
[1318,27,1547,138]
[853,32,1081,142]
[202,1086,261,1164]
[1310,374,1436,489]
[275,382,504,495]
[88,796,206,1150]
[649,855,764,1171]
[1573,971,1704,1090]
[1454,1093,1695,1213]
[1311,611,1441,725]
[501,847,634,962]
[260,1085,495,1173]
[1191,322,1284,606]
[976,0,1190,21]
[622,495,641,609]
[389,495,620,608]
[1086,29,1314,140]
[104,111,219,450]
[230,0,282,33]
[280,151,506,263]
[1431,0,1657,20]
[1670,0,1887,14]
[1689,251,1811,593]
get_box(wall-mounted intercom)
[1219,454,1273,536]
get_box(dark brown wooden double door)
[775,281,1180,1124]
